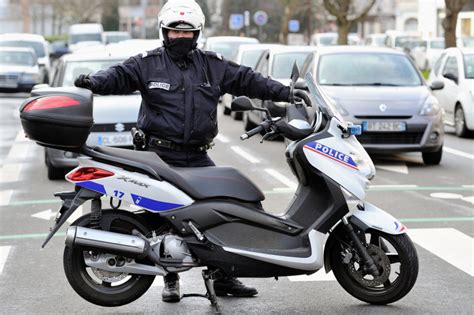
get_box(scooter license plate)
[95,132,133,146]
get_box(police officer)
[74,0,291,304]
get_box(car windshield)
[0,40,45,57]
[464,54,474,79]
[62,59,123,86]
[70,34,102,44]
[430,40,445,49]
[394,36,420,48]
[272,52,311,79]
[208,41,256,60]
[106,34,130,44]
[240,49,264,68]
[462,37,474,48]
[373,37,386,46]
[319,36,336,45]
[317,53,422,86]
[0,51,35,66]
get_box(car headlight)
[21,73,39,82]
[419,97,440,116]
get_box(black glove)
[74,74,93,90]
[290,89,310,106]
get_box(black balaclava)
[163,23,199,62]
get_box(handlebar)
[240,121,271,140]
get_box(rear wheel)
[455,106,469,137]
[422,146,442,165]
[63,211,156,307]
[330,229,418,305]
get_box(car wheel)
[454,106,469,138]
[45,152,65,180]
[422,147,442,165]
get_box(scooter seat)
[90,146,265,202]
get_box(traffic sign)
[288,20,300,33]
[229,14,244,30]
[253,11,268,26]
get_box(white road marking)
[264,169,297,189]
[31,206,83,223]
[230,146,260,164]
[369,184,417,189]
[215,134,230,143]
[0,163,23,183]
[0,190,13,206]
[288,271,335,282]
[6,143,31,161]
[32,209,56,220]
[14,130,26,142]
[461,196,474,204]
[375,162,409,174]
[0,246,12,275]
[409,228,474,276]
[430,192,464,199]
[444,146,474,160]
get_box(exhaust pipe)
[66,226,148,256]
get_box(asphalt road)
[0,93,473,314]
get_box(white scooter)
[19,69,418,312]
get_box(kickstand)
[181,269,222,314]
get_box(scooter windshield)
[304,72,347,129]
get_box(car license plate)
[363,121,406,132]
[0,81,18,88]
[96,133,133,146]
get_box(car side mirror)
[430,80,444,91]
[231,96,254,112]
[443,72,458,84]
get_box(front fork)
[42,187,102,248]
[341,217,380,277]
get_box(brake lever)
[261,131,276,143]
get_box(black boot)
[213,276,258,297]
[162,273,180,302]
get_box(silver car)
[0,47,40,92]
[301,46,445,165]
[43,51,141,179]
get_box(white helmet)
[158,0,205,42]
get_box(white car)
[428,47,474,137]
[222,43,283,119]
[411,37,445,71]
[0,33,51,83]
[203,36,259,60]
[311,32,360,46]
[364,33,387,47]
[0,47,40,92]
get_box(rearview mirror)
[430,80,444,91]
[231,96,254,112]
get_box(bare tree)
[50,0,102,25]
[443,0,469,48]
[323,0,375,45]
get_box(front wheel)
[63,210,156,307]
[330,229,418,305]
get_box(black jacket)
[88,47,290,145]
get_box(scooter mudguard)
[352,202,407,235]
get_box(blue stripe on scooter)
[130,194,183,211]
[76,181,106,194]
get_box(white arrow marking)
[0,190,13,206]
[409,228,474,276]
[444,146,474,160]
[31,209,56,220]
[31,206,83,223]
[0,246,12,275]
[375,162,408,174]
